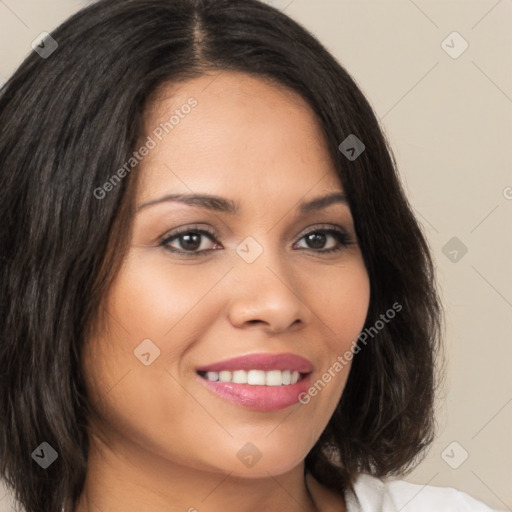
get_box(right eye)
[160,226,221,256]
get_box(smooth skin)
[77,71,371,512]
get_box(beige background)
[1,0,511,510]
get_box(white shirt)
[345,473,503,512]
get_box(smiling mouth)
[197,369,309,386]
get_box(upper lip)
[196,352,313,373]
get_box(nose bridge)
[234,232,289,286]
[227,232,304,331]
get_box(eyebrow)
[137,191,348,215]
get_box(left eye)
[160,226,354,256]
[295,229,353,252]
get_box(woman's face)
[83,71,370,478]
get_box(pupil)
[307,232,325,249]
[181,233,201,250]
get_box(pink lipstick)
[196,353,313,412]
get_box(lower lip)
[197,373,312,411]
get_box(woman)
[0,0,499,511]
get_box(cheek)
[103,250,232,351]
[80,249,233,424]
[302,259,370,407]
[311,258,371,345]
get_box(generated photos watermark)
[94,97,198,200]
[298,301,402,405]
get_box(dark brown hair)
[0,0,444,510]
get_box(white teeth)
[203,369,303,386]
[247,370,266,385]
[232,370,247,384]
[219,370,231,382]
[206,371,219,381]
[265,370,282,386]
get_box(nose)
[226,249,308,334]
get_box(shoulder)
[345,473,501,512]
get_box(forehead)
[137,71,342,204]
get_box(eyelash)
[159,224,355,257]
